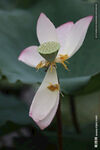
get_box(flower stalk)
[69,95,81,134]
[56,97,63,150]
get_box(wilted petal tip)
[87,15,93,19]
[37,122,46,130]
[18,48,29,61]
[37,13,46,24]
[39,12,45,17]
[80,15,93,23]
[18,51,23,61]
[29,112,32,118]
[86,15,93,22]
[39,125,47,130]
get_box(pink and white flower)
[18,13,93,130]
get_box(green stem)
[56,98,63,150]
[69,95,81,134]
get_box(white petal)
[37,13,58,44]
[29,67,59,123]
[60,16,93,57]
[56,22,74,55]
[36,93,59,130]
[18,46,44,67]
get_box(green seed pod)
[38,41,60,62]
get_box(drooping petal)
[59,16,93,58]
[29,67,59,124]
[34,93,59,130]
[37,13,58,44]
[56,22,74,54]
[18,46,44,67]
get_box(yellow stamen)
[36,61,44,69]
[61,61,69,70]
[50,62,56,72]
[36,61,50,70]
[36,54,69,71]
[45,61,50,67]
[55,54,69,70]
[47,83,59,91]
[59,54,69,61]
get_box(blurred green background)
[0,0,100,149]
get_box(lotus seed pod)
[38,41,60,62]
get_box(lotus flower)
[18,13,93,129]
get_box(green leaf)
[61,91,100,128]
[0,0,37,10]
[0,93,32,126]
[60,73,100,95]
[0,0,99,94]
[0,10,45,84]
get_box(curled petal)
[59,16,93,58]
[18,46,44,67]
[56,21,74,55]
[37,13,58,44]
[29,67,59,128]
[35,94,59,130]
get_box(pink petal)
[36,94,59,130]
[18,46,44,67]
[62,16,93,57]
[37,13,58,44]
[29,67,59,124]
[56,22,74,55]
